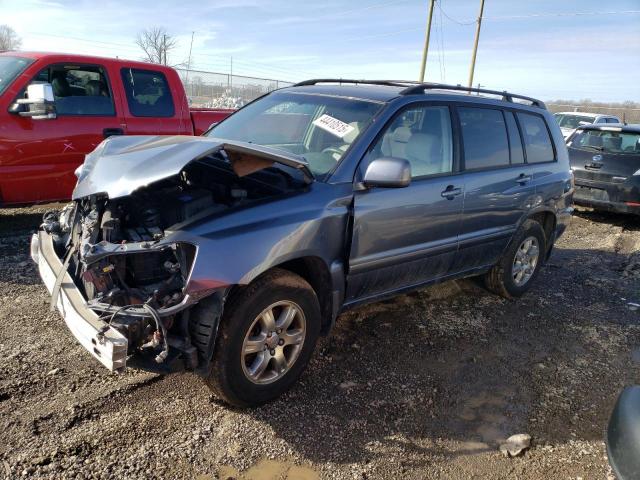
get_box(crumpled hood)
[72,135,312,200]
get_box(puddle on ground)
[455,387,517,445]
[215,459,319,480]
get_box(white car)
[554,111,621,139]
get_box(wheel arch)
[528,210,557,258]
[271,256,334,334]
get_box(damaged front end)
[32,136,311,374]
[34,195,208,373]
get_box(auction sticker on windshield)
[312,114,355,138]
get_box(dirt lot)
[1,204,639,480]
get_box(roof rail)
[400,83,546,109]
[293,79,418,88]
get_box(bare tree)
[135,27,177,65]
[0,25,22,51]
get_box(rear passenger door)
[119,67,185,135]
[517,111,562,214]
[347,104,464,302]
[452,106,537,272]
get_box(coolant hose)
[142,303,170,364]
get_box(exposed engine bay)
[41,149,304,370]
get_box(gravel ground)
[1,204,639,479]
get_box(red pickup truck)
[0,52,234,204]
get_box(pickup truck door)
[1,63,126,204]
[346,104,463,303]
[117,67,188,135]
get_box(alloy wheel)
[241,301,306,384]
[512,236,540,287]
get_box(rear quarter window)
[459,107,509,170]
[516,113,555,163]
[120,68,175,117]
[504,111,525,164]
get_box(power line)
[22,31,306,80]
[437,2,476,25]
[486,10,640,20]
[329,0,413,17]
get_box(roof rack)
[293,79,419,88]
[292,79,546,109]
[400,83,546,109]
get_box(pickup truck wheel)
[484,219,546,298]
[205,268,321,407]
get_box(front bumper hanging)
[31,231,128,372]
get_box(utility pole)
[467,0,485,88]
[418,0,436,82]
[162,34,167,65]
[229,56,233,95]
[185,31,195,97]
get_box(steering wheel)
[321,146,345,160]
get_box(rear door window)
[517,113,555,163]
[29,64,115,116]
[120,68,175,117]
[459,107,509,170]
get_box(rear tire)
[484,219,546,298]
[204,268,321,408]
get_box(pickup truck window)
[29,65,115,116]
[0,56,33,96]
[120,68,175,117]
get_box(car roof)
[279,82,546,110]
[576,123,640,133]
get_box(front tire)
[205,268,321,407]
[484,219,546,298]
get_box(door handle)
[440,185,462,199]
[585,163,602,170]
[103,128,124,138]
[516,174,532,185]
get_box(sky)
[2,0,639,102]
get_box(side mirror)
[12,83,57,120]
[362,157,411,188]
[606,386,640,479]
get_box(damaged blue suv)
[32,80,573,407]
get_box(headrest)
[406,132,438,160]
[392,126,412,143]
[85,80,103,96]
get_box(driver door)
[346,104,464,302]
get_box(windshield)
[569,129,640,155]
[0,56,33,96]
[207,91,383,179]
[554,113,594,129]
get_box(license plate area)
[575,185,610,202]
